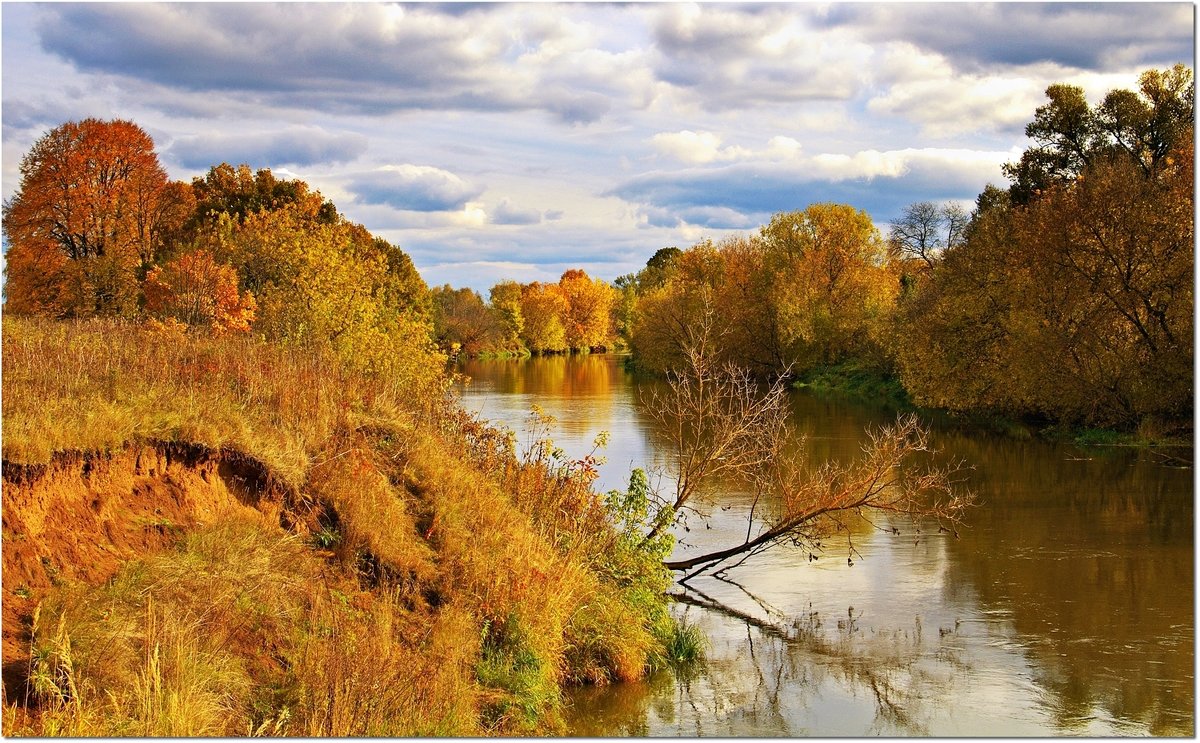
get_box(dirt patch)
[1,442,291,680]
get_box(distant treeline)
[431,269,616,357]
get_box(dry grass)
[5,519,483,736]
[2,316,448,487]
[2,316,674,736]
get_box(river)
[456,354,1194,737]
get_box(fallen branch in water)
[663,415,972,582]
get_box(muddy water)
[457,354,1194,736]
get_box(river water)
[456,354,1194,737]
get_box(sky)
[1,2,1194,293]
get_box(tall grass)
[2,316,676,735]
[7,520,481,736]
[2,316,446,486]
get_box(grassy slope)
[2,317,669,736]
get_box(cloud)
[492,199,544,226]
[648,3,871,110]
[417,260,564,293]
[167,126,367,169]
[636,204,757,230]
[31,3,653,124]
[347,165,483,212]
[817,4,1193,72]
[611,148,1012,225]
[651,130,751,165]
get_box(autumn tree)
[1007,139,1193,424]
[709,235,789,374]
[891,194,1023,415]
[639,247,682,291]
[187,190,441,385]
[611,274,638,350]
[489,280,525,348]
[628,240,726,373]
[143,249,256,334]
[519,281,569,353]
[558,269,616,351]
[430,285,503,356]
[372,234,433,326]
[759,204,898,369]
[3,119,188,317]
[188,162,338,230]
[897,66,1193,429]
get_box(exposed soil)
[1,443,296,695]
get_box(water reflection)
[457,355,1194,736]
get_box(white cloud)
[651,130,750,165]
[765,136,803,160]
[167,126,367,169]
[649,3,873,110]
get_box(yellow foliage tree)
[557,269,616,351]
[489,280,525,348]
[760,204,898,368]
[519,282,569,353]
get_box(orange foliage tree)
[143,250,257,334]
[3,119,188,317]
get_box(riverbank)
[1,317,674,736]
[792,361,1192,449]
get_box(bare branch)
[663,414,973,577]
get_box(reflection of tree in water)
[461,354,613,399]
[649,586,972,736]
[938,436,1194,736]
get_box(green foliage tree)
[1004,64,1193,204]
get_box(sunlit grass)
[2,316,446,487]
[2,316,674,735]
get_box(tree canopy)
[3,119,189,317]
